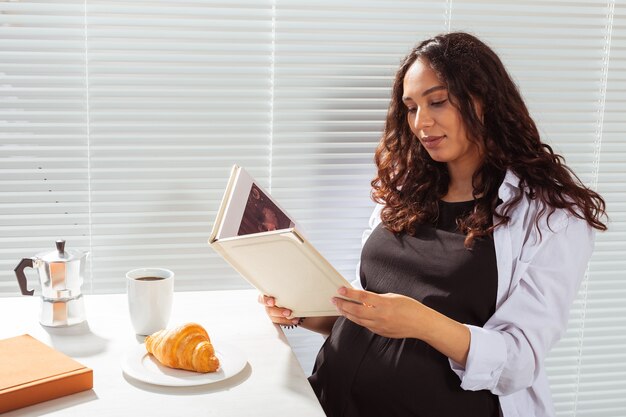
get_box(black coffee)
[136,276,165,281]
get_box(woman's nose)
[415,108,434,130]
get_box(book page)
[238,183,294,236]
[216,166,296,240]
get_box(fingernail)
[338,287,347,295]
[282,310,291,317]
[266,299,274,306]
[331,298,337,305]
[292,319,300,324]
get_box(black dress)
[309,200,500,417]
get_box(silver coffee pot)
[14,240,88,327]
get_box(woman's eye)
[407,107,417,113]
[431,99,448,106]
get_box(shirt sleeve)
[350,204,384,290]
[449,215,596,396]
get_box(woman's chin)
[425,150,449,163]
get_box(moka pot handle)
[14,258,35,296]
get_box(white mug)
[126,268,174,336]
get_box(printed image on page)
[238,183,294,236]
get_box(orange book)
[0,334,93,414]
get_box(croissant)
[145,322,220,373]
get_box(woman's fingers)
[333,289,424,339]
[267,306,300,325]
[337,286,375,306]
[258,293,300,325]
[257,293,275,307]
[268,305,292,319]
[333,296,373,320]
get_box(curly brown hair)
[372,32,607,247]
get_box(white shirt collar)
[498,169,522,204]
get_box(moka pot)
[14,240,88,327]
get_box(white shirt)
[353,170,596,417]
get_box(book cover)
[209,165,357,317]
[0,334,93,414]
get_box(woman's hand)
[332,287,470,366]
[257,294,302,327]
[257,294,340,336]
[332,287,423,339]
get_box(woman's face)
[402,59,482,171]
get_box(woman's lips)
[421,135,445,149]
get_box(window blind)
[1,1,624,416]
[578,2,625,416]
[0,1,91,293]
[0,0,274,294]
[83,0,273,293]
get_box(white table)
[0,290,327,416]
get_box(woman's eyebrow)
[402,85,447,103]
[421,85,447,97]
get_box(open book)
[208,165,356,317]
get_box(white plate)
[122,342,247,387]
